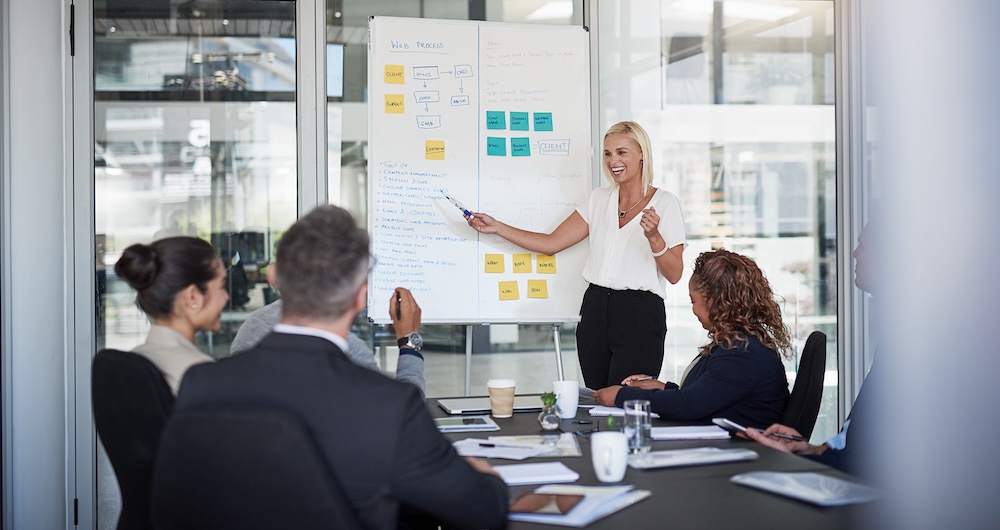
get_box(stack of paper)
[650,425,729,440]
[508,484,651,527]
[493,462,580,486]
[730,471,882,506]
[627,447,758,469]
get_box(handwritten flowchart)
[368,17,591,323]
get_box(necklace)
[618,189,649,218]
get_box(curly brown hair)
[691,249,792,359]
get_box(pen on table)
[571,420,593,424]
[439,189,474,219]
[478,442,528,449]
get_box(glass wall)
[94,0,298,358]
[598,0,838,441]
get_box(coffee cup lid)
[487,378,516,388]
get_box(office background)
[4,0,998,528]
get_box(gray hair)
[274,205,370,320]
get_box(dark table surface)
[429,396,878,529]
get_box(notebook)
[493,462,580,486]
[437,395,544,415]
[650,425,729,440]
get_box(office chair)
[92,349,175,530]
[150,404,364,530]
[780,331,827,440]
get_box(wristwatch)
[397,332,423,351]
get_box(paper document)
[508,484,651,527]
[588,406,660,418]
[627,447,758,469]
[493,462,580,486]
[452,438,553,461]
[730,471,881,506]
[488,433,582,457]
[650,425,729,440]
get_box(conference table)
[429,397,879,529]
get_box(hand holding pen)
[743,424,815,455]
[389,287,421,339]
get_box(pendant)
[619,211,626,218]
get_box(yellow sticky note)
[498,281,520,301]
[425,140,445,160]
[527,279,548,299]
[512,253,532,273]
[384,64,405,84]
[384,94,405,114]
[484,254,505,273]
[536,254,557,274]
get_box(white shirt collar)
[273,323,350,352]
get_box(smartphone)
[712,417,746,434]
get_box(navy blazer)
[615,335,789,429]
[176,332,508,530]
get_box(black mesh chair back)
[780,331,827,439]
[150,404,364,530]
[92,349,175,530]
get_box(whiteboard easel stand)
[552,323,566,382]
[464,325,474,396]
[462,322,567,395]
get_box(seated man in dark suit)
[175,205,508,529]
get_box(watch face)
[407,332,424,350]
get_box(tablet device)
[433,415,500,432]
[509,492,585,515]
[437,396,543,415]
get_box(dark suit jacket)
[176,332,509,530]
[615,335,789,429]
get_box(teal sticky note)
[511,137,531,157]
[487,137,507,156]
[486,111,506,130]
[533,112,553,131]
[510,112,530,131]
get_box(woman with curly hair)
[592,249,791,428]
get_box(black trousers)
[576,284,667,389]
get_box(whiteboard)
[367,16,592,324]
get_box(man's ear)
[266,264,279,289]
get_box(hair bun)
[115,243,159,291]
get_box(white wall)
[2,0,71,528]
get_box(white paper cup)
[552,380,579,419]
[486,379,516,418]
[590,431,628,483]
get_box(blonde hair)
[602,121,654,192]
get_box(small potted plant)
[538,392,560,430]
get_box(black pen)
[395,292,401,320]
[478,442,525,449]
[571,420,593,424]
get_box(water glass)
[622,399,652,455]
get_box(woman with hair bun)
[114,236,228,394]
[593,249,791,429]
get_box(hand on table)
[620,374,665,390]
[591,385,622,406]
